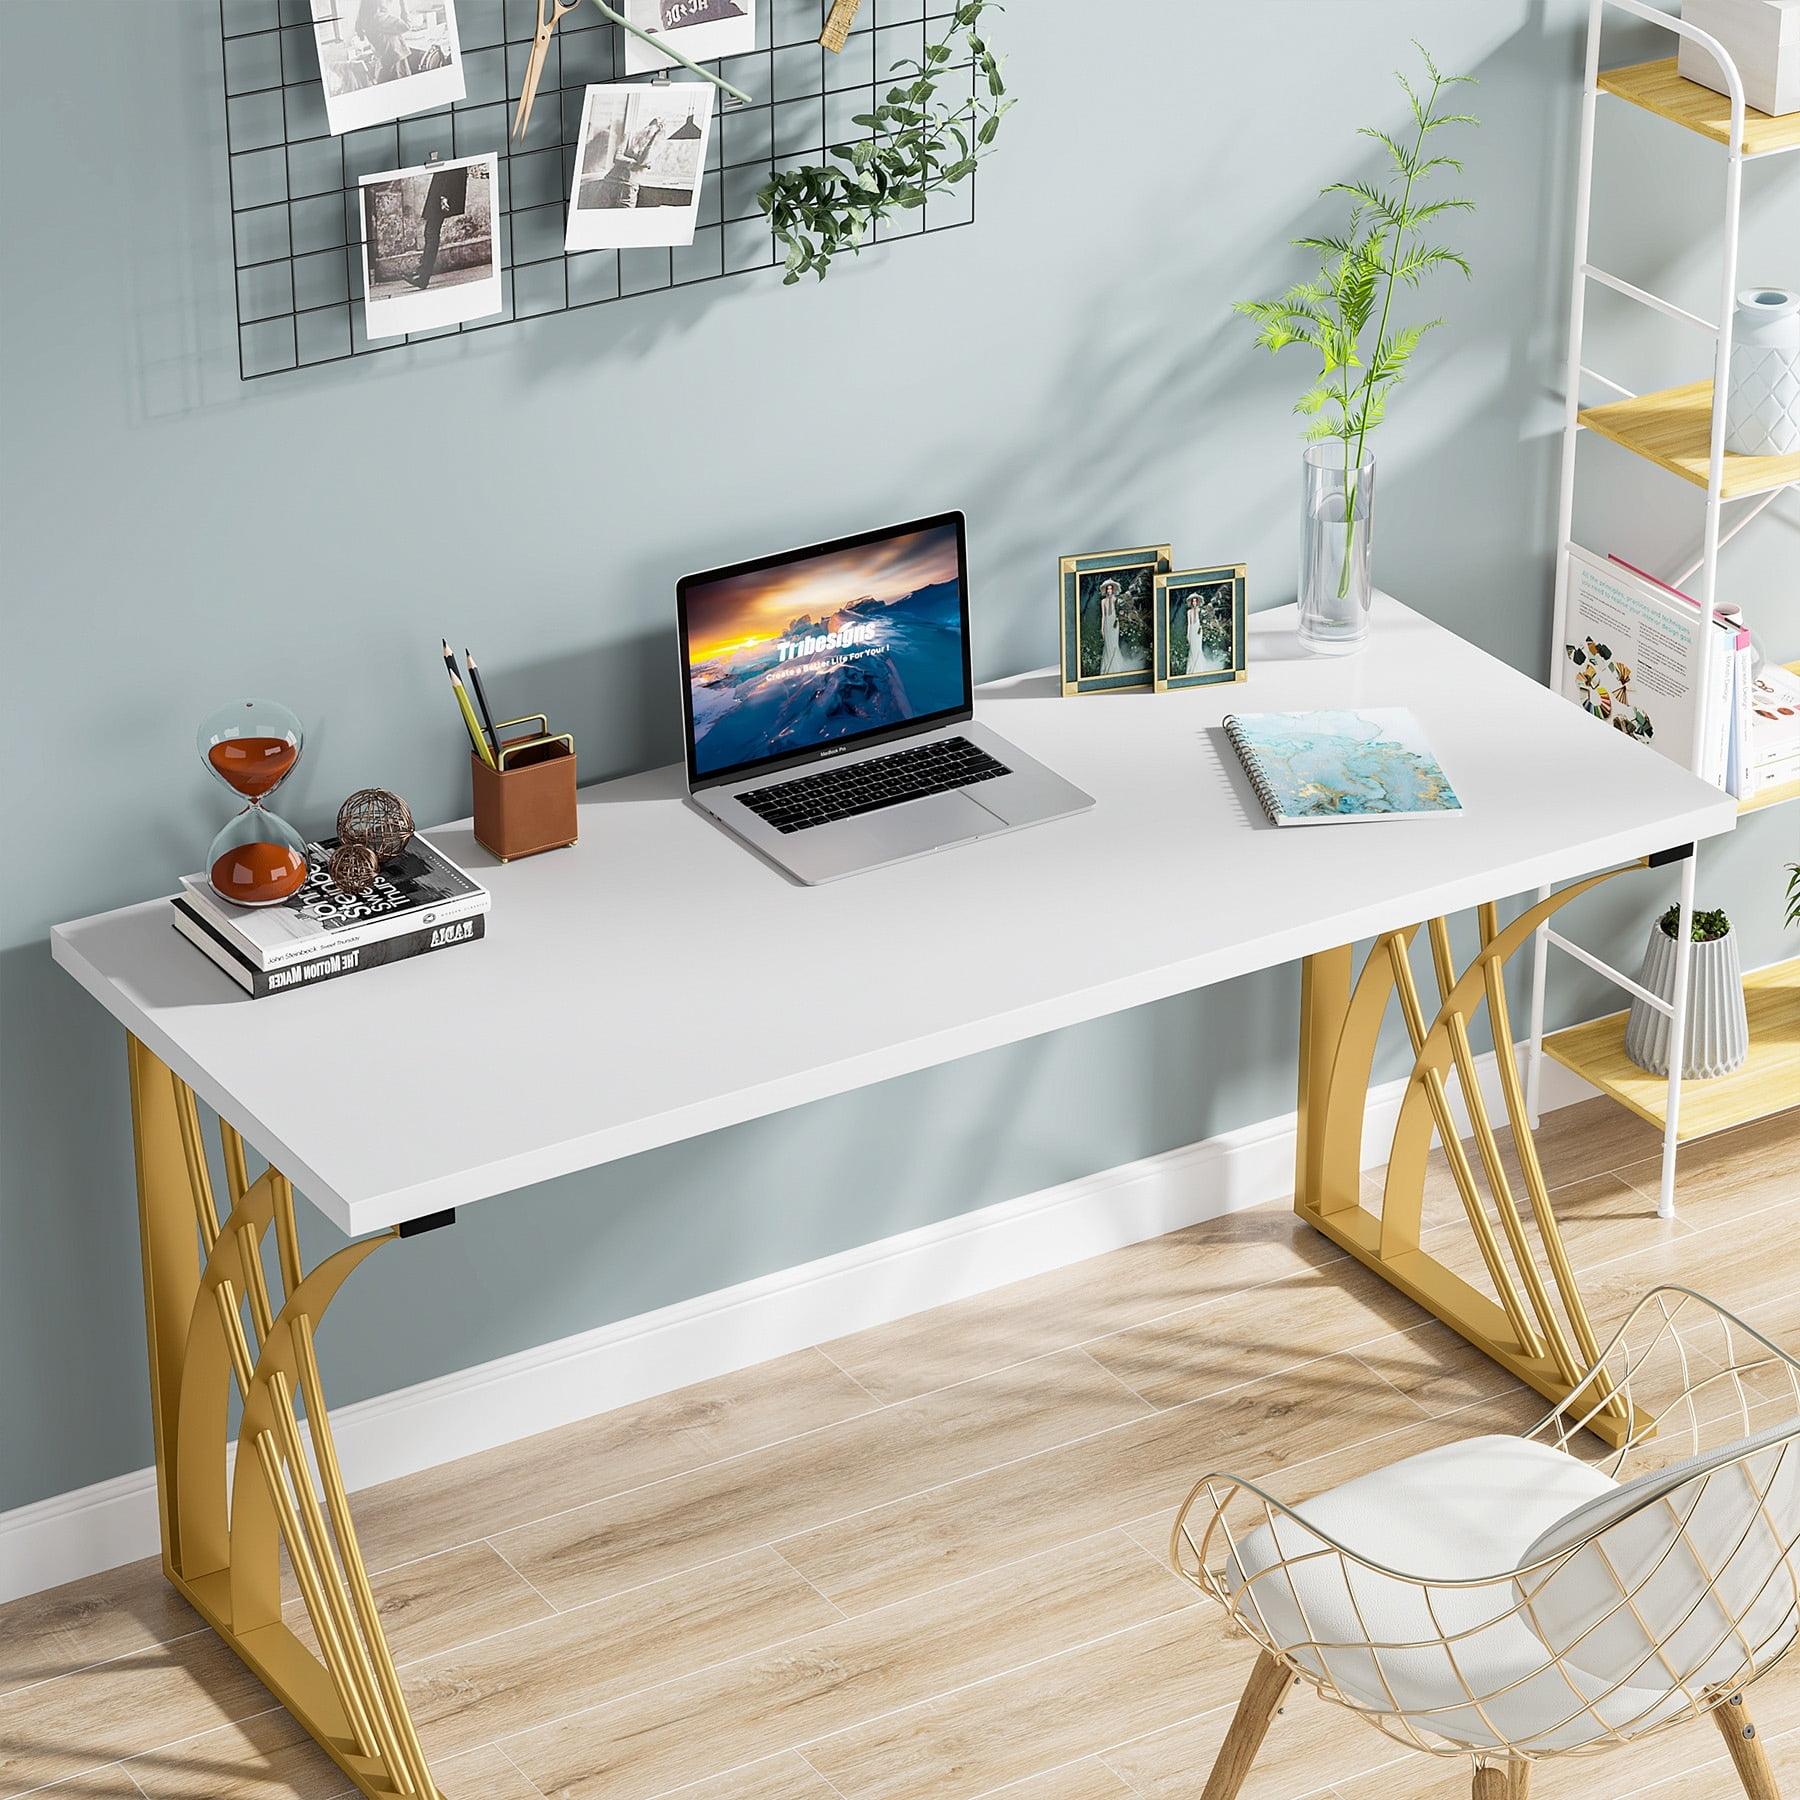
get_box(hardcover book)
[179,833,488,971]
[1224,708,1463,826]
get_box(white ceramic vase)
[1725,286,1800,457]
[1623,919,1749,1080]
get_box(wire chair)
[1170,1288,1800,1799]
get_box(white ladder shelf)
[1527,0,1800,1218]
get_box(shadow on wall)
[0,944,152,1504]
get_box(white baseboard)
[0,1046,1596,1602]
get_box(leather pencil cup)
[471,715,578,862]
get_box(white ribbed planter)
[1624,921,1750,1080]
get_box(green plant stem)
[1334,71,1440,601]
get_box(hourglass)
[199,700,310,906]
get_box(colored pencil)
[442,640,497,769]
[465,649,502,761]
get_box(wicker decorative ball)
[328,841,381,895]
[337,788,414,863]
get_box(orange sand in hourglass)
[208,737,299,799]
[208,738,307,902]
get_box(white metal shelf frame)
[1526,0,1798,1219]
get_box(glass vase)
[1298,444,1376,655]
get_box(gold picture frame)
[1058,544,1172,696]
[1154,564,1248,692]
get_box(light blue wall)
[2,0,1795,1515]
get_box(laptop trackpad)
[844,791,990,859]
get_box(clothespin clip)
[426,148,443,164]
[821,0,862,52]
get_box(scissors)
[512,0,580,141]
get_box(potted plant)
[1623,904,1750,1080]
[1235,45,1478,655]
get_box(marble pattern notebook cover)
[1225,707,1464,825]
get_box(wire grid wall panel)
[221,0,980,378]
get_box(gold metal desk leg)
[1293,873,1643,1448]
[127,1035,441,1799]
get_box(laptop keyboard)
[737,736,1011,834]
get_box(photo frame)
[1154,564,1248,692]
[1058,545,1171,696]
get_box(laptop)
[677,512,1094,885]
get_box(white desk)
[55,598,1733,1235]
[49,597,1736,1800]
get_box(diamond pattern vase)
[1725,287,1800,458]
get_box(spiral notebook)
[1225,708,1463,826]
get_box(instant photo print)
[359,153,502,340]
[566,83,715,252]
[623,0,757,76]
[310,0,466,136]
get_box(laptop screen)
[678,513,973,788]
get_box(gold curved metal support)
[225,1236,387,1625]
[1383,933,1546,1360]
[1295,867,1645,1446]
[124,1035,443,1800]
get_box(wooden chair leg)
[1507,1763,1532,1799]
[1201,1650,1296,1800]
[1713,1692,1783,1800]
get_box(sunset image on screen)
[686,521,966,778]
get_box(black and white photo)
[310,0,465,136]
[623,0,756,76]
[565,84,714,252]
[359,154,501,339]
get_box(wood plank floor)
[5,1098,1797,1800]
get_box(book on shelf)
[1746,661,1800,768]
[1561,547,1739,790]
[173,904,484,997]
[1224,708,1462,826]
[1745,752,1800,800]
[178,833,488,972]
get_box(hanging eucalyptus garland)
[759,1,1012,286]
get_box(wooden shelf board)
[1580,382,1800,500]
[1544,957,1800,1141]
[1740,775,1800,815]
[1598,59,1800,157]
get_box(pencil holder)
[471,715,578,862]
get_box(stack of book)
[174,834,488,997]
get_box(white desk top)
[53,599,1736,1234]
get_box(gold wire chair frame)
[1170,1289,1800,1773]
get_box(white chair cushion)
[1227,1434,1686,1752]
[1520,1417,1800,1704]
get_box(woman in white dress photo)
[1184,593,1208,673]
[1099,578,1125,674]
